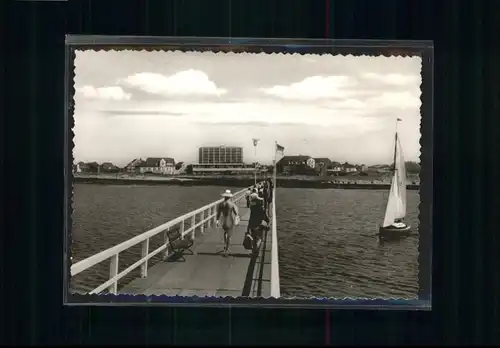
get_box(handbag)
[243,233,253,250]
[234,214,241,226]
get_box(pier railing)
[70,185,259,295]
[270,187,280,298]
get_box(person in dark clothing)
[245,186,252,208]
[250,220,270,254]
[257,186,265,211]
[247,193,270,254]
[267,179,274,203]
[265,179,273,215]
[262,182,270,212]
[267,178,274,190]
[248,191,266,231]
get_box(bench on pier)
[166,229,194,262]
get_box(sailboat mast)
[392,118,401,172]
[393,131,398,172]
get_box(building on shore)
[193,145,260,175]
[100,162,120,173]
[124,158,146,173]
[342,162,358,173]
[313,158,332,176]
[198,145,243,164]
[368,164,392,173]
[73,162,82,173]
[191,163,267,175]
[327,162,367,176]
[276,155,316,175]
[139,157,176,175]
[76,161,99,173]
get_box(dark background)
[2,0,499,345]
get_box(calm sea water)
[71,184,419,298]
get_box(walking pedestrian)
[262,181,270,212]
[216,189,240,257]
[267,179,274,212]
[247,192,269,254]
[245,186,252,208]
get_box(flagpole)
[254,146,257,186]
[252,138,259,186]
[273,141,277,187]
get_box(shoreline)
[73,175,420,191]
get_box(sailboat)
[379,120,411,238]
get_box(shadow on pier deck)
[120,201,272,297]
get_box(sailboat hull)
[378,225,412,239]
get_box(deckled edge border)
[63,37,433,310]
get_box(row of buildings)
[74,145,391,176]
[276,156,371,176]
[74,158,178,175]
[195,146,374,176]
[74,161,121,174]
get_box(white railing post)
[140,238,149,278]
[108,254,119,294]
[270,188,281,298]
[191,214,196,238]
[207,206,212,228]
[163,228,169,260]
[213,204,217,224]
[201,210,205,234]
[180,219,185,239]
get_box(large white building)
[198,145,243,164]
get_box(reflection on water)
[71,184,419,298]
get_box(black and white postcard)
[67,43,429,303]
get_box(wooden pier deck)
[119,200,273,298]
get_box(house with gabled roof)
[139,157,176,175]
[101,162,120,173]
[276,155,316,175]
[125,158,146,173]
[313,157,332,176]
[342,162,358,173]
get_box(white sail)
[381,132,407,227]
[382,174,405,227]
[395,137,407,216]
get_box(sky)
[73,50,422,166]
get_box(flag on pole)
[397,118,402,121]
[275,143,285,156]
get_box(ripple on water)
[276,188,419,299]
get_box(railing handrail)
[270,187,281,298]
[70,185,252,277]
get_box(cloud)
[197,121,301,128]
[321,98,367,110]
[368,91,421,109]
[260,75,356,101]
[76,85,131,101]
[362,73,420,86]
[89,100,382,132]
[99,109,186,117]
[119,69,227,97]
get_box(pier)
[70,182,280,298]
